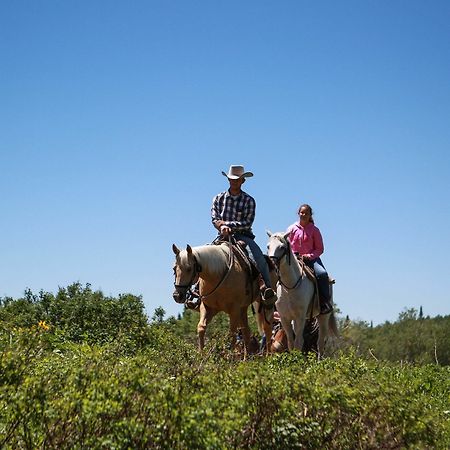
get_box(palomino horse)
[266,231,338,357]
[172,241,275,352]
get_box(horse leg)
[197,304,218,351]
[261,312,273,355]
[228,312,241,352]
[227,309,251,354]
[317,313,330,358]
[293,316,306,351]
[238,307,252,356]
[280,317,295,351]
[255,303,273,354]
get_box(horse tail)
[328,312,339,338]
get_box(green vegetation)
[1,283,449,449]
[339,308,450,366]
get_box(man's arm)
[211,193,227,231]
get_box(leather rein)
[174,237,235,302]
[272,238,304,290]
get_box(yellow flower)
[38,320,50,331]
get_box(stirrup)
[185,299,201,310]
[319,302,333,315]
[261,288,277,307]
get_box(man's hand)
[214,220,225,230]
[220,225,232,236]
[214,220,232,236]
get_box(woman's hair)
[297,203,314,224]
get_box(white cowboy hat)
[222,165,254,180]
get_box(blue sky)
[1,1,449,325]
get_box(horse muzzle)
[172,290,187,304]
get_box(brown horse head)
[172,244,201,304]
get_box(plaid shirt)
[211,190,256,235]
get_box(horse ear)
[266,230,272,237]
[172,244,181,255]
[283,231,290,240]
[186,245,193,254]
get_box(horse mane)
[191,243,230,275]
[272,231,292,251]
[271,232,302,270]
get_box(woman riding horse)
[287,204,333,315]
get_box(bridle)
[270,237,303,290]
[173,237,235,303]
[173,255,202,290]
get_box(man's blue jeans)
[234,233,272,288]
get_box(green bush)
[340,309,450,365]
[1,287,449,448]
[0,283,151,349]
[1,327,449,449]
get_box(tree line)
[1,282,448,365]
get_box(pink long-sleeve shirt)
[287,222,324,260]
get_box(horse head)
[172,244,201,304]
[266,230,291,267]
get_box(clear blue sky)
[1,1,449,325]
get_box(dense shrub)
[1,326,449,449]
[1,286,449,448]
[0,283,151,349]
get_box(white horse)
[266,231,338,357]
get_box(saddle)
[233,240,261,280]
[185,237,269,310]
[296,255,336,319]
[295,255,321,319]
[213,237,274,297]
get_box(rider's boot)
[185,299,201,310]
[185,283,201,310]
[317,275,332,314]
[259,277,277,307]
[319,296,333,315]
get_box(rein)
[177,237,235,301]
[174,256,202,289]
[199,237,235,299]
[274,239,304,290]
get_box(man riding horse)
[186,165,276,310]
[210,165,277,307]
